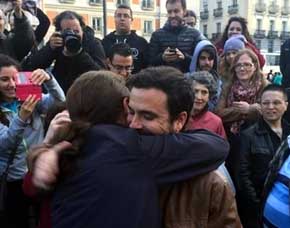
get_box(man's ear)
[173,111,188,133]
[122,96,129,115]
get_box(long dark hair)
[0,54,20,126]
[217,16,254,47]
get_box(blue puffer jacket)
[0,75,65,181]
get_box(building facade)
[199,0,290,68]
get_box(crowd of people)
[0,0,290,228]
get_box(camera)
[169,48,176,54]
[61,29,82,54]
[15,72,42,101]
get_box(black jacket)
[239,118,290,206]
[102,30,149,73]
[23,27,105,93]
[149,22,205,73]
[0,15,34,62]
[280,38,290,88]
[52,125,228,228]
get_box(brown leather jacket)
[160,170,242,228]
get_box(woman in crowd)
[218,35,245,85]
[215,16,265,68]
[215,49,267,184]
[0,54,65,228]
[186,71,235,193]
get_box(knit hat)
[224,35,245,53]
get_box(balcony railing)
[255,3,266,13]
[267,30,279,39]
[59,0,75,3]
[281,6,290,15]
[89,0,102,6]
[228,4,239,14]
[213,8,223,17]
[268,3,279,14]
[280,31,290,40]
[142,0,154,10]
[200,10,209,20]
[254,29,266,39]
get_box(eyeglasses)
[111,63,134,73]
[115,13,131,19]
[234,62,254,70]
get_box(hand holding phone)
[15,72,42,102]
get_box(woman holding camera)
[0,54,65,228]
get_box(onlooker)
[30,69,229,228]
[273,72,282,85]
[102,4,148,73]
[107,43,133,79]
[189,39,221,110]
[218,35,245,84]
[239,84,290,228]
[149,0,205,72]
[23,10,106,93]
[215,16,265,68]
[186,71,226,138]
[127,67,241,227]
[280,38,290,89]
[261,136,290,227]
[184,9,196,27]
[0,2,34,62]
[0,54,65,228]
[215,49,268,183]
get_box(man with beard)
[149,0,205,73]
[102,4,148,73]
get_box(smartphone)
[15,72,42,101]
[169,48,176,54]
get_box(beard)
[168,16,183,27]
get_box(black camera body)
[61,29,82,54]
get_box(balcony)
[211,33,221,41]
[255,3,266,13]
[281,7,290,15]
[59,0,75,3]
[267,30,279,39]
[268,3,279,15]
[254,29,266,39]
[280,31,290,40]
[142,0,154,10]
[213,8,223,17]
[200,11,209,20]
[228,4,239,15]
[89,0,102,6]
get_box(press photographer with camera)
[23,10,106,93]
[0,0,35,62]
[0,54,65,228]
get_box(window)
[142,0,154,9]
[282,21,287,31]
[203,0,208,11]
[117,0,129,5]
[256,39,261,49]
[284,0,289,6]
[89,0,102,4]
[144,20,153,34]
[233,0,237,5]
[203,24,208,36]
[268,39,274,52]
[257,19,262,30]
[269,20,275,31]
[217,0,222,8]
[216,22,221,33]
[92,17,102,33]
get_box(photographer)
[23,10,106,93]
[0,54,65,228]
[0,0,35,62]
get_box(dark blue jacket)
[52,124,228,228]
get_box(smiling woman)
[0,54,65,228]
